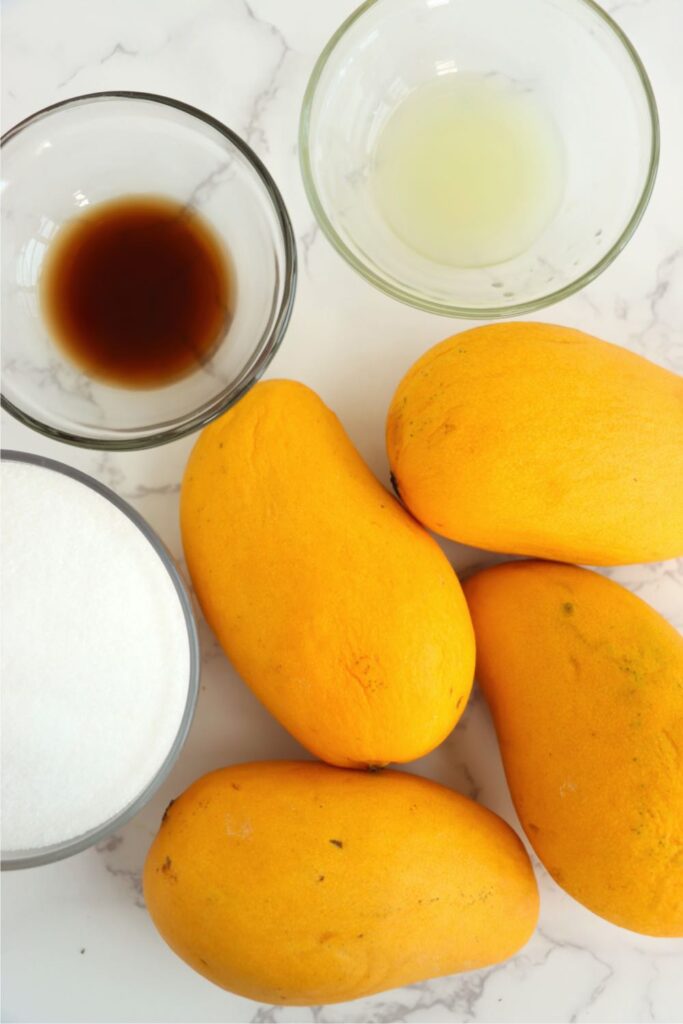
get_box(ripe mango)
[144,761,539,1005]
[386,322,683,565]
[464,560,683,936]
[181,380,474,768]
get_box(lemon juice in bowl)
[371,73,566,268]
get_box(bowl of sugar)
[0,451,199,870]
[300,0,659,317]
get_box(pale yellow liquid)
[372,74,566,268]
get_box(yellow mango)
[181,380,474,768]
[144,761,539,1005]
[387,322,683,565]
[464,560,683,936]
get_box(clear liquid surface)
[372,74,566,268]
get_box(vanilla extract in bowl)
[40,194,233,389]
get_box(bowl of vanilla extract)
[1,91,297,449]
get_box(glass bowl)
[1,92,297,449]
[1,450,200,870]
[300,0,659,318]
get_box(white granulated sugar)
[1,460,190,852]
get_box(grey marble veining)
[1,1,682,1022]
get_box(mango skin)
[464,560,683,936]
[181,380,474,768]
[386,322,683,565]
[144,761,539,1005]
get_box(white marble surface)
[1,1,682,1021]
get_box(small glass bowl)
[0,450,200,871]
[1,92,297,449]
[300,0,659,318]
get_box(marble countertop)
[2,1,682,1021]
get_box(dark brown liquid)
[40,195,232,389]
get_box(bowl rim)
[0,448,201,870]
[0,90,298,450]
[299,0,660,319]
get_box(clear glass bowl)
[300,0,659,318]
[1,92,297,449]
[1,450,200,871]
